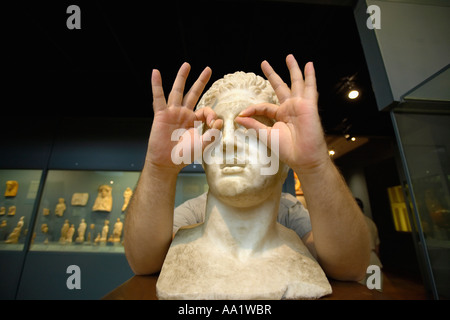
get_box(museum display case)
[29,170,140,253]
[393,111,450,299]
[29,169,208,253]
[0,169,43,251]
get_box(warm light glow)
[348,90,359,99]
[328,149,335,156]
[351,136,356,142]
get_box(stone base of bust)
[156,223,332,300]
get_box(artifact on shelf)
[6,216,24,244]
[71,193,89,206]
[113,218,123,242]
[41,223,49,244]
[55,198,67,217]
[4,180,19,197]
[59,219,70,243]
[92,185,113,212]
[66,224,75,243]
[122,187,133,212]
[100,219,109,242]
[7,206,16,216]
[76,219,87,243]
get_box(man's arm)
[124,64,222,275]
[124,164,178,275]
[236,55,370,281]
[295,159,371,281]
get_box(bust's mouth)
[221,165,245,174]
[220,159,246,174]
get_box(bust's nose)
[221,117,236,148]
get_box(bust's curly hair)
[196,71,279,109]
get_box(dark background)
[10,0,393,137]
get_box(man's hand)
[235,54,329,174]
[147,63,223,173]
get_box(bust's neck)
[202,189,281,259]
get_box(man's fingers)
[234,116,268,132]
[151,69,167,113]
[304,62,318,101]
[286,54,304,97]
[261,60,291,103]
[237,103,279,119]
[183,67,212,110]
[168,62,191,107]
[194,107,223,130]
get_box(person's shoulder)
[178,192,207,210]
[280,192,300,207]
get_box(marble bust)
[156,72,331,300]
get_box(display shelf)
[31,242,125,253]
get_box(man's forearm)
[124,163,178,275]
[295,158,371,281]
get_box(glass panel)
[394,112,450,299]
[0,169,43,251]
[30,170,140,253]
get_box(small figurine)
[7,206,16,216]
[0,207,5,216]
[59,219,70,243]
[113,218,123,243]
[76,219,87,243]
[66,224,75,243]
[55,198,67,217]
[100,220,109,243]
[5,216,24,244]
[4,180,19,197]
[41,223,49,244]
[43,208,50,216]
[122,187,133,212]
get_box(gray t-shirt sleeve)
[173,192,207,234]
[277,193,312,239]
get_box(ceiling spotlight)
[335,73,360,100]
[345,134,356,141]
[328,149,336,156]
[348,90,359,99]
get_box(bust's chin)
[207,178,280,208]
